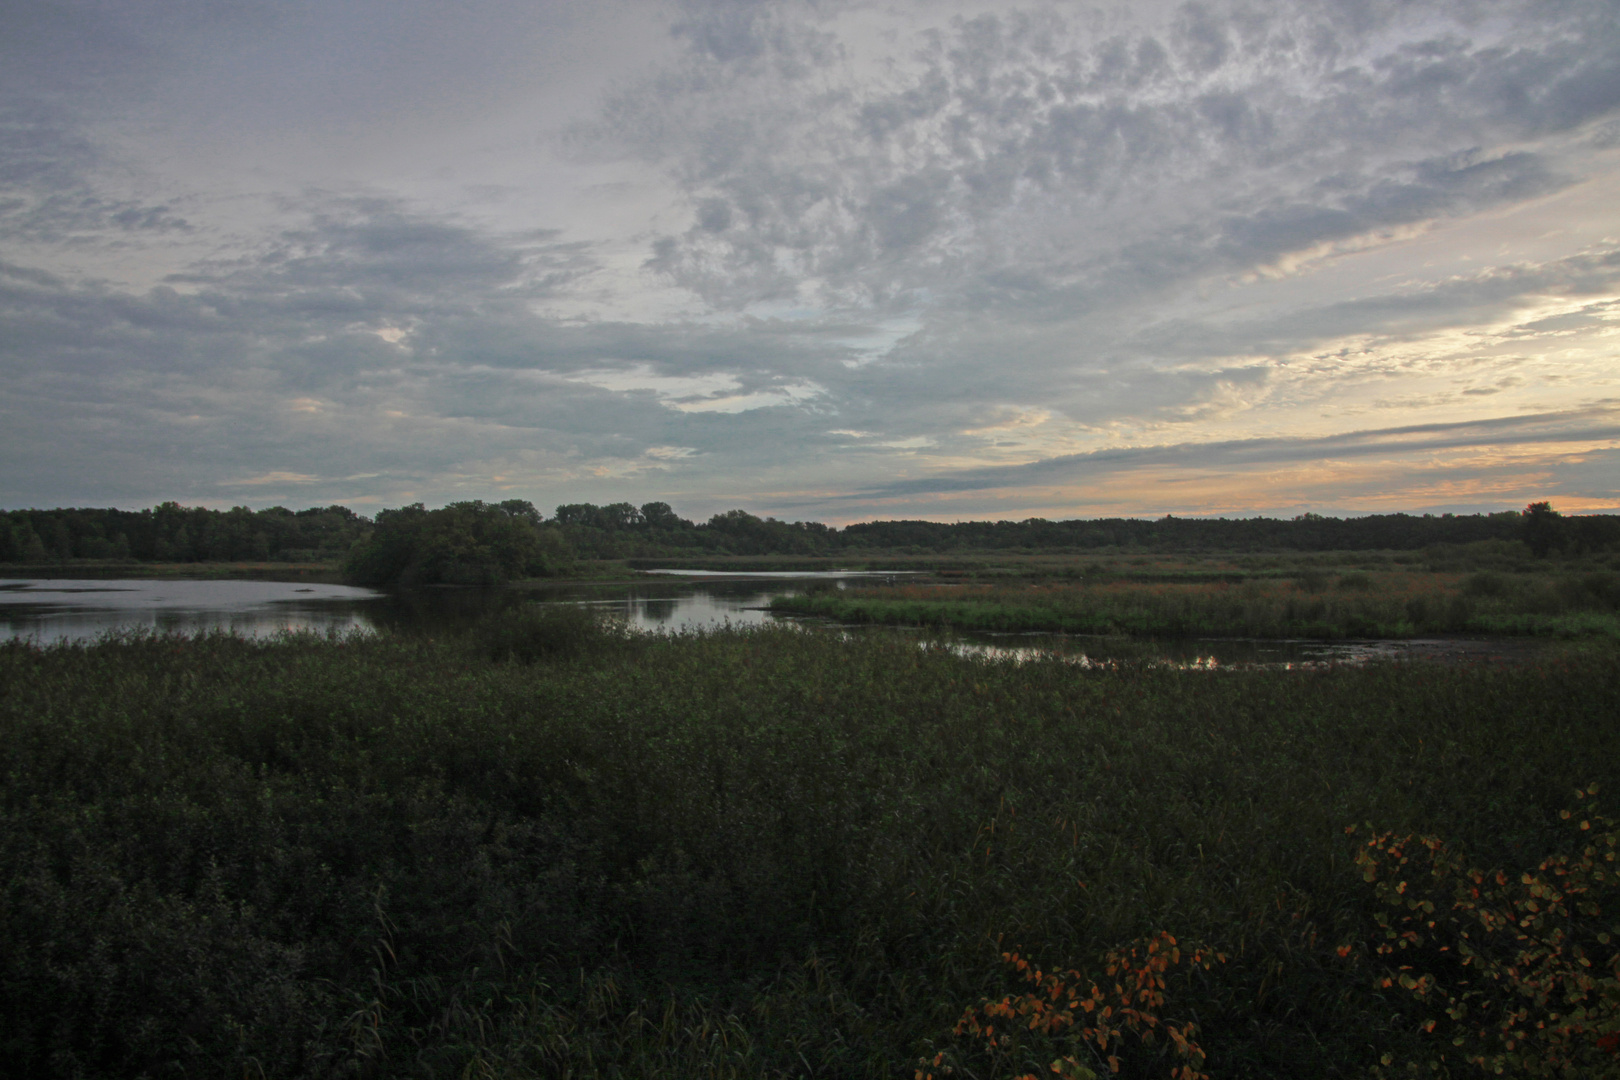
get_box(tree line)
[342,501,1620,584]
[838,506,1620,554]
[0,503,370,564]
[4,500,1617,583]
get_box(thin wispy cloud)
[831,406,1620,498]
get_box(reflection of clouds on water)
[934,636,1419,669]
[0,575,820,644]
[6,607,375,644]
[644,571,920,581]
[941,639,1226,668]
[0,578,384,645]
[942,641,1304,669]
[552,571,910,634]
[2,575,1541,667]
[588,588,781,633]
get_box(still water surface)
[0,574,892,644]
[0,579,384,642]
[1,574,1520,666]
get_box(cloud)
[589,0,1620,324]
[4,0,1620,519]
[1132,244,1620,362]
[231,471,322,487]
[563,363,827,413]
[825,405,1620,501]
[671,382,825,413]
[0,187,869,509]
[0,100,191,246]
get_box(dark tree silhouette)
[1522,501,1564,558]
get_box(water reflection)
[594,585,777,632]
[642,598,679,623]
[1,575,1535,667]
[527,580,792,633]
[644,569,922,579]
[0,575,857,644]
[500,572,914,635]
[936,635,1386,669]
[0,578,384,644]
[921,631,1539,668]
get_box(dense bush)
[2,629,1618,1077]
[342,501,573,585]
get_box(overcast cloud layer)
[3,0,1619,520]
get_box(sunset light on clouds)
[3,0,1618,520]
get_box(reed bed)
[2,624,1618,1077]
[771,570,1620,640]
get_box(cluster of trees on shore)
[0,503,370,564]
[338,500,842,584]
[4,499,1618,582]
[342,501,569,586]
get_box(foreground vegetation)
[4,618,1620,1078]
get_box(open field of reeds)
[4,615,1620,1078]
[770,564,1620,640]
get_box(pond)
[1,573,1539,666]
[0,572,901,645]
[0,578,384,643]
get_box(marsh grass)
[2,627,1618,1077]
[469,601,631,662]
[771,570,1620,640]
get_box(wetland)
[2,569,1582,667]
[6,534,1620,1078]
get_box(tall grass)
[772,570,1620,639]
[2,625,1617,1077]
[469,600,630,662]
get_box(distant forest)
[0,503,371,564]
[3,499,1618,577]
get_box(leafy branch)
[922,932,1224,1080]
[1350,785,1620,1077]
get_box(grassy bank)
[771,568,1620,640]
[3,623,1619,1077]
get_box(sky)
[3,0,1619,523]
